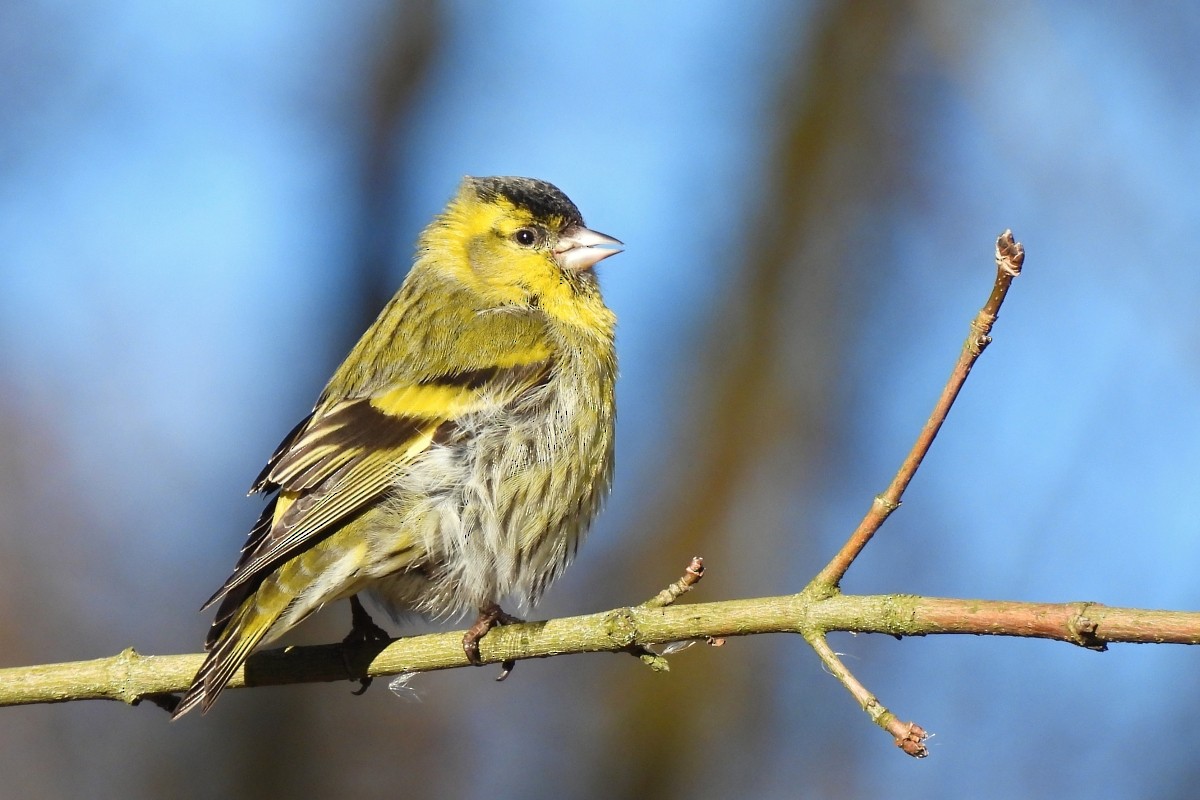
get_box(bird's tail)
[171,574,296,720]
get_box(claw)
[463,603,522,679]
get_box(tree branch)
[3,593,1198,710]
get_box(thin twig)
[642,556,705,609]
[805,633,928,757]
[813,231,1025,589]
[633,556,708,670]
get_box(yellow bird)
[174,176,621,717]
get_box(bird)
[172,176,622,718]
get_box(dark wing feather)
[249,412,312,494]
[201,358,554,612]
[201,403,437,610]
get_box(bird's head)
[418,176,622,330]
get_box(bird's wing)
[201,357,555,610]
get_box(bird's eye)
[513,228,538,247]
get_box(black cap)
[467,176,584,227]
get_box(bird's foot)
[343,595,391,695]
[463,602,521,681]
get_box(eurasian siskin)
[173,176,621,718]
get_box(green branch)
[4,592,1198,710]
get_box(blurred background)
[2,1,1199,797]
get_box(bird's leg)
[346,595,390,644]
[343,594,391,695]
[463,602,521,681]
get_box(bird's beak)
[553,225,624,273]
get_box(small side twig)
[813,230,1025,589]
[806,634,928,758]
[633,556,708,670]
[642,556,705,609]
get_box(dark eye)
[513,228,538,247]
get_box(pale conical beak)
[553,225,623,272]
